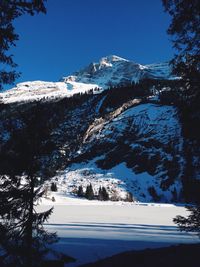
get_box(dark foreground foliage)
[0,0,47,90]
[79,243,200,267]
[174,205,200,238]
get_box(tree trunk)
[26,174,34,267]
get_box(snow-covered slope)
[50,102,183,202]
[0,81,67,104]
[0,55,174,104]
[1,80,199,203]
[0,80,98,104]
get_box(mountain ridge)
[0,55,174,104]
[62,54,174,88]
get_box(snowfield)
[0,80,99,104]
[39,194,199,266]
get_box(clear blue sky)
[12,0,174,84]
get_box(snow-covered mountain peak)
[62,55,173,89]
[99,55,129,64]
[71,55,130,75]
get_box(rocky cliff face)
[59,102,183,202]
[62,55,174,88]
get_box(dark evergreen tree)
[0,174,57,267]
[125,192,133,202]
[77,185,84,197]
[0,108,73,266]
[173,205,200,238]
[148,186,160,202]
[171,187,178,202]
[0,0,46,90]
[101,187,109,201]
[85,184,94,200]
[51,182,58,192]
[162,0,200,105]
[97,186,103,201]
[163,0,200,205]
[97,186,109,201]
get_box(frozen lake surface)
[39,196,198,266]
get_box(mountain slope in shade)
[0,80,198,203]
[0,55,174,104]
[52,103,183,202]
